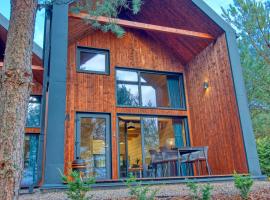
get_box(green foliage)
[186,181,213,200]
[61,171,95,200]
[71,0,143,37]
[256,137,270,177]
[117,84,139,106]
[186,181,199,200]
[125,175,158,200]
[222,0,270,138]
[233,173,253,200]
[222,0,270,64]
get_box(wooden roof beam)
[69,13,214,40]
[0,62,43,71]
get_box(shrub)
[61,170,95,200]
[256,136,270,177]
[186,181,213,200]
[233,173,253,200]
[125,175,158,200]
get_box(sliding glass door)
[76,113,111,179]
[118,115,190,178]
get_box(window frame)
[115,67,186,110]
[26,95,42,128]
[76,46,110,75]
[116,114,191,178]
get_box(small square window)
[77,47,110,74]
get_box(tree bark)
[0,0,37,199]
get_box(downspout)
[37,5,52,186]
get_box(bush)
[233,173,253,200]
[256,136,270,177]
[125,175,158,200]
[61,171,95,200]
[186,181,213,200]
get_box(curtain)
[167,76,181,108]
[173,119,190,176]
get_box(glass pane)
[142,117,187,177]
[21,134,39,187]
[116,70,138,82]
[140,73,170,108]
[141,86,157,107]
[79,50,106,72]
[118,116,142,178]
[26,96,41,127]
[117,84,139,106]
[80,117,107,179]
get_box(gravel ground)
[19,181,270,200]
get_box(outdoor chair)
[149,149,164,177]
[160,147,179,176]
[185,146,211,175]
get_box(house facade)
[0,0,263,189]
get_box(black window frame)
[116,114,191,178]
[26,95,42,128]
[115,67,186,110]
[76,46,110,75]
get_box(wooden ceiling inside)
[68,0,224,65]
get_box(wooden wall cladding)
[31,77,43,95]
[65,30,185,179]
[185,34,248,175]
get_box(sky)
[0,0,233,48]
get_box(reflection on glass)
[142,117,188,177]
[80,117,107,179]
[26,96,41,127]
[116,69,186,108]
[21,134,39,187]
[117,84,139,106]
[118,116,190,178]
[141,86,157,107]
[116,70,138,82]
[79,50,107,72]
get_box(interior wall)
[185,34,248,174]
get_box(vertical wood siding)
[185,34,248,174]
[65,30,185,179]
[65,30,248,179]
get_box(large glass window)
[21,134,39,187]
[116,69,186,109]
[77,47,110,74]
[118,115,190,178]
[76,114,111,179]
[26,96,41,127]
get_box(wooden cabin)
[0,0,264,189]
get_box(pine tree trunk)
[0,0,37,199]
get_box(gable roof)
[0,13,43,65]
[68,0,232,64]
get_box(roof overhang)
[68,0,227,64]
[0,13,43,65]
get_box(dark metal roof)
[0,13,43,61]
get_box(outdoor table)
[168,147,206,176]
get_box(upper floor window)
[77,46,110,75]
[26,96,41,127]
[116,68,186,109]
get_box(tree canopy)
[222,0,270,138]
